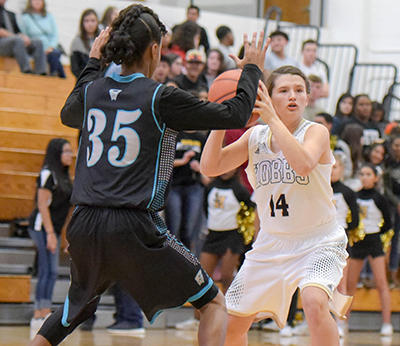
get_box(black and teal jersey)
[61,58,261,212]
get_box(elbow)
[60,110,68,126]
[293,165,313,178]
[200,163,218,178]
[60,111,72,127]
[293,159,318,178]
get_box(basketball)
[208,69,260,127]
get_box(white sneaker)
[380,323,393,336]
[380,336,393,346]
[279,325,293,337]
[337,320,348,338]
[292,321,309,336]
[30,318,44,340]
[262,320,280,332]
[175,318,199,331]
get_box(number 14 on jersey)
[270,194,289,217]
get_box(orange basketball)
[208,69,260,127]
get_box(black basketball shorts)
[61,206,218,326]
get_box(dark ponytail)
[101,4,166,67]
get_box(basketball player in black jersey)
[30,4,268,346]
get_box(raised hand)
[90,26,111,59]
[229,32,270,72]
[253,80,278,124]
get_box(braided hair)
[101,4,166,67]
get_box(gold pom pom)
[236,202,255,245]
[381,229,394,253]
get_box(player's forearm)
[61,58,102,129]
[200,130,226,177]
[201,130,249,177]
[267,117,319,177]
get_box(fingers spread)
[251,31,257,45]
[257,31,265,51]
[243,33,249,50]
[262,37,271,55]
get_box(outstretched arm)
[161,32,269,131]
[200,129,252,177]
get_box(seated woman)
[19,0,65,77]
[70,9,99,79]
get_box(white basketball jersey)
[246,121,337,235]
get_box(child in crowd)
[346,164,393,336]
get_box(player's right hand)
[90,27,111,59]
[253,80,278,124]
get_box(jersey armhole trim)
[82,81,94,130]
[152,84,164,133]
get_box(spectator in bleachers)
[174,49,208,92]
[166,53,183,80]
[263,30,299,78]
[371,101,388,137]
[170,20,200,65]
[299,39,329,97]
[161,26,172,56]
[215,25,236,70]
[152,54,170,84]
[70,9,99,79]
[341,123,365,191]
[173,5,209,53]
[303,74,325,121]
[98,6,119,31]
[0,0,46,75]
[314,112,353,180]
[164,127,207,252]
[201,48,226,89]
[19,0,65,78]
[385,121,400,138]
[331,93,354,136]
[28,138,73,336]
[341,94,381,146]
[191,88,208,102]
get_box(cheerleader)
[346,163,393,336]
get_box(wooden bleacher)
[0,275,31,303]
[0,58,78,221]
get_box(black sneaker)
[106,321,145,337]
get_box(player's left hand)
[90,26,111,59]
[253,80,278,124]
[230,32,270,72]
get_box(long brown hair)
[204,48,226,76]
[79,9,100,52]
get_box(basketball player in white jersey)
[200,65,351,346]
